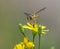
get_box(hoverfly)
[24,7,46,23]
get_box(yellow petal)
[42,30,49,34]
[26,42,34,48]
[23,22,38,32]
[32,24,38,32]
[24,37,29,45]
[35,24,37,27]
[41,25,46,29]
[27,22,33,27]
[42,32,46,34]
[33,27,38,32]
[42,30,49,32]
[23,25,33,30]
[14,42,25,49]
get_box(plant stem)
[33,35,35,42]
[33,35,35,49]
[22,32,26,37]
[39,34,40,49]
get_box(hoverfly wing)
[24,12,31,16]
[35,7,46,14]
[24,12,31,20]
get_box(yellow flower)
[26,42,34,49]
[23,22,49,35]
[14,42,25,49]
[23,37,34,49]
[23,37,28,45]
[39,25,49,34]
[23,22,38,32]
[14,37,34,49]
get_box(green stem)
[33,35,35,49]
[39,34,41,49]
[22,32,26,37]
[33,35,35,42]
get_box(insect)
[24,7,46,22]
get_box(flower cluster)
[14,37,34,49]
[14,22,49,49]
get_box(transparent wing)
[24,12,31,16]
[35,7,46,14]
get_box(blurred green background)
[0,0,60,49]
